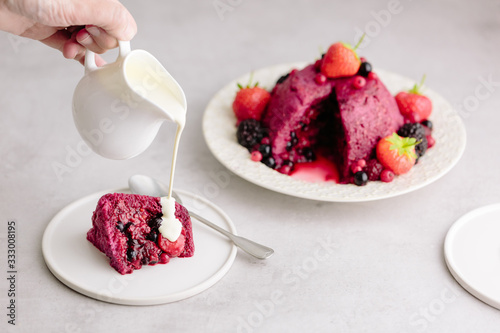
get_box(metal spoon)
[128,175,274,260]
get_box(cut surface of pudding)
[87,193,194,275]
[262,64,404,183]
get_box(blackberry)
[276,73,290,84]
[397,123,428,158]
[237,119,265,150]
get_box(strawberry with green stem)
[395,75,433,121]
[232,73,271,123]
[320,35,365,78]
[376,133,419,175]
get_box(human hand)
[0,0,137,65]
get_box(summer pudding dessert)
[87,193,194,275]
[233,40,435,186]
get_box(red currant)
[315,73,327,85]
[380,169,395,183]
[426,135,435,148]
[368,72,378,80]
[251,151,263,162]
[351,165,363,174]
[353,76,366,89]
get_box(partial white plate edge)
[42,188,238,306]
[444,203,500,310]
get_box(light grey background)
[1,0,500,332]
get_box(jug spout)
[124,50,187,127]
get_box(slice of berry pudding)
[87,193,194,275]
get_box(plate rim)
[42,188,238,306]
[202,62,467,202]
[444,203,500,310]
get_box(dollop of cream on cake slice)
[159,196,183,241]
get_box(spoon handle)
[187,210,274,260]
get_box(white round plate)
[42,188,237,305]
[444,203,500,310]
[202,62,466,202]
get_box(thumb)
[60,0,137,41]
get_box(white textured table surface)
[1,0,500,332]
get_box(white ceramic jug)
[72,41,187,160]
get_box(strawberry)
[395,75,433,121]
[320,36,364,78]
[376,133,418,175]
[157,229,186,257]
[232,75,271,123]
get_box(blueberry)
[286,141,293,151]
[421,120,433,130]
[116,222,125,232]
[124,222,133,233]
[128,239,139,249]
[262,157,276,169]
[354,171,368,186]
[357,62,372,77]
[148,216,163,230]
[146,232,158,242]
[259,144,272,158]
[127,249,137,261]
[301,147,315,162]
[276,73,290,84]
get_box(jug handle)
[84,41,132,74]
